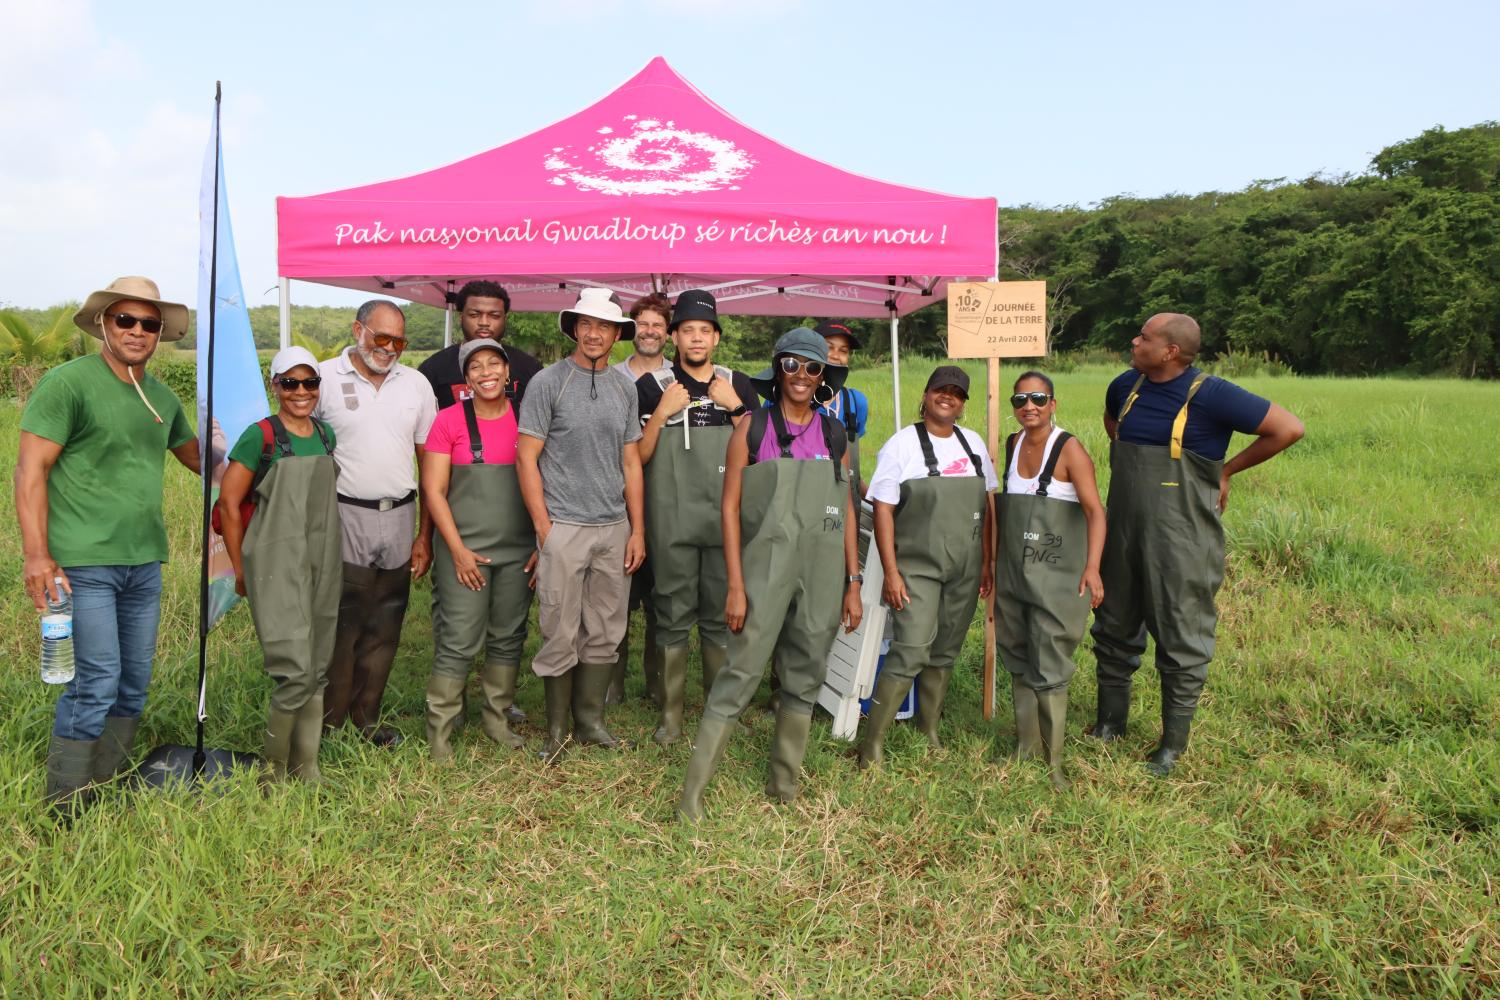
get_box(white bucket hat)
[558,288,635,341]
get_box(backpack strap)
[1035,431,1073,499]
[767,405,797,459]
[311,418,334,455]
[913,423,941,477]
[823,412,847,485]
[746,405,769,465]
[462,397,485,465]
[264,414,295,459]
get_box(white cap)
[269,346,320,379]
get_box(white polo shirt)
[313,348,436,501]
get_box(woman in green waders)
[857,365,998,769]
[420,338,537,760]
[218,346,341,783]
[678,328,863,822]
[994,371,1106,789]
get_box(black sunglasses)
[1010,391,1052,408]
[275,376,323,391]
[108,312,164,334]
[778,356,825,378]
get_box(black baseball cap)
[814,321,861,350]
[924,365,970,399]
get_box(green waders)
[427,400,535,760]
[678,427,849,821]
[244,450,343,785]
[995,430,1091,790]
[1090,373,1223,776]
[646,417,735,746]
[858,424,987,769]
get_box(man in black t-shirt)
[418,280,543,410]
[1089,312,1303,777]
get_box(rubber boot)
[1037,688,1071,791]
[857,672,910,771]
[653,646,690,746]
[92,715,140,783]
[289,691,325,784]
[1011,678,1042,761]
[536,672,574,764]
[1146,715,1193,777]
[572,662,635,749]
[678,715,736,822]
[607,635,628,707]
[700,643,728,698]
[478,662,525,750]
[425,674,467,763]
[1091,685,1131,742]
[643,615,663,705]
[766,707,815,804]
[262,708,297,785]
[914,668,952,748]
[44,736,98,818]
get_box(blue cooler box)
[859,638,916,720]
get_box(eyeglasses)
[107,313,164,334]
[275,376,323,391]
[778,356,825,378]
[361,326,408,351]
[1010,392,1053,408]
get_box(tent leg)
[888,310,901,434]
[278,278,291,352]
[443,279,455,348]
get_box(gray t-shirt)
[519,358,642,525]
[611,355,670,382]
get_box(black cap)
[669,289,721,333]
[924,364,970,398]
[814,321,861,350]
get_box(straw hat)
[73,276,189,343]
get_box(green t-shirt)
[19,354,194,568]
[227,417,337,473]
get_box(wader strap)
[954,427,986,478]
[310,418,334,455]
[264,414,296,460]
[1171,373,1210,460]
[1117,373,1148,423]
[914,422,942,477]
[842,390,862,492]
[462,397,485,465]
[1035,431,1073,498]
[767,405,798,458]
[1004,431,1020,478]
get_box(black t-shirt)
[635,362,757,427]
[1104,366,1270,461]
[417,341,544,410]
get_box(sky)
[1,0,1495,309]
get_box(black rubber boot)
[1011,678,1042,761]
[765,707,814,804]
[1037,688,1071,791]
[1090,685,1131,742]
[653,646,689,746]
[44,736,98,818]
[857,673,910,771]
[572,662,635,749]
[678,715,736,823]
[536,672,574,765]
[92,716,140,783]
[1146,715,1193,777]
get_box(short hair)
[1153,313,1202,364]
[356,299,405,326]
[1013,370,1055,395]
[630,292,672,322]
[455,280,511,314]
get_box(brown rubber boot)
[478,661,525,750]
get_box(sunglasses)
[1010,392,1053,408]
[107,313,164,334]
[275,376,323,391]
[778,356,825,378]
[362,328,408,351]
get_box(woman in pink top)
[419,338,536,760]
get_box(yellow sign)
[947,280,1047,359]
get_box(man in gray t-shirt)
[517,288,646,761]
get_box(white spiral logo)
[543,116,755,197]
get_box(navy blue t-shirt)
[1105,367,1270,461]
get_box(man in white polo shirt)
[314,300,437,747]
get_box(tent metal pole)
[888,307,900,434]
[443,279,455,348]
[278,278,291,352]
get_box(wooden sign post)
[946,280,1047,721]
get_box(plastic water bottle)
[40,579,74,685]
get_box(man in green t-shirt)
[15,276,209,815]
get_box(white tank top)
[1005,426,1079,503]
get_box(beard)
[357,342,395,374]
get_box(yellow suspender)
[1170,373,1211,460]
[1117,373,1147,422]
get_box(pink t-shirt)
[754,411,831,463]
[424,403,519,466]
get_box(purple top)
[755,411,831,463]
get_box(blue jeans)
[52,563,164,741]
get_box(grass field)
[1,363,1497,997]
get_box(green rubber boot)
[607,637,628,707]
[914,668,952,748]
[653,646,690,746]
[92,715,140,784]
[536,672,574,765]
[857,672,910,771]
[262,708,297,785]
[289,691,325,784]
[765,707,815,804]
[642,614,663,706]
[479,661,526,750]
[44,736,98,818]
[425,674,467,763]
[1011,678,1042,761]
[700,643,728,698]
[1146,715,1193,777]
[1091,685,1130,742]
[678,715,736,823]
[572,662,634,750]
[1037,688,1071,791]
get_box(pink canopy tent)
[275,56,996,419]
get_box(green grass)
[2,366,1497,996]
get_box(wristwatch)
[846,573,864,585]
[727,403,748,418]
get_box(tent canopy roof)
[277,57,996,317]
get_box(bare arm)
[170,437,202,473]
[216,460,254,597]
[623,440,646,573]
[15,432,67,610]
[840,455,863,634]
[874,500,907,611]
[1102,407,1119,442]
[721,419,749,633]
[516,434,551,548]
[1219,402,1304,512]
[1061,438,1107,608]
[410,443,433,578]
[638,382,690,465]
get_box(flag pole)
[192,81,222,772]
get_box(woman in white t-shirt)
[858,365,998,769]
[995,370,1105,790]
